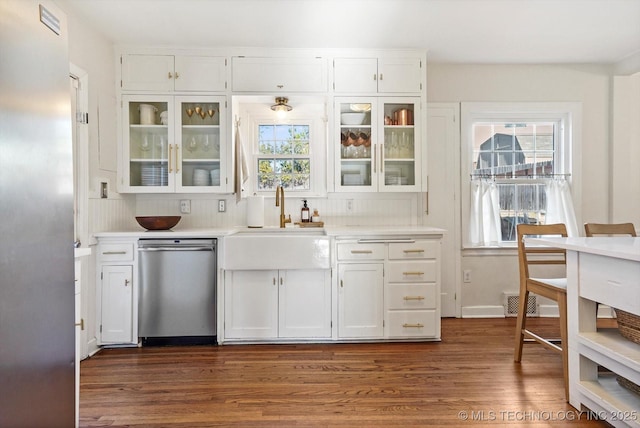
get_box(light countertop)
[528,237,640,262]
[93,225,446,239]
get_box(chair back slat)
[584,222,636,237]
[517,223,568,282]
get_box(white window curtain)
[469,178,502,246]
[545,179,579,237]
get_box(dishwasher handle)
[138,246,214,252]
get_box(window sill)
[462,245,518,257]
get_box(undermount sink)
[224,232,330,270]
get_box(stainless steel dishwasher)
[138,238,217,345]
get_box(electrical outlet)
[463,269,472,283]
[180,199,191,214]
[218,200,226,212]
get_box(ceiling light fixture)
[270,97,292,118]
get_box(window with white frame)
[256,123,311,191]
[461,103,581,247]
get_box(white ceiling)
[58,0,640,64]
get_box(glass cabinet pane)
[381,102,416,187]
[179,100,221,187]
[338,102,373,187]
[127,100,169,187]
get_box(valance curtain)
[545,178,579,237]
[469,178,502,246]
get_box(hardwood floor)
[80,318,609,427]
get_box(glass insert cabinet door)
[335,98,420,192]
[122,95,225,192]
[176,97,224,191]
[124,95,173,192]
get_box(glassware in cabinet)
[380,101,418,189]
[336,100,375,189]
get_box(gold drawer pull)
[403,271,424,276]
[351,250,373,254]
[75,318,84,330]
[403,296,425,301]
[402,323,424,328]
[403,249,424,253]
[103,251,126,255]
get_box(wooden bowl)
[135,216,181,230]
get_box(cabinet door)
[379,98,421,191]
[121,95,174,193]
[338,263,384,338]
[121,54,174,92]
[224,270,278,339]
[279,270,331,338]
[377,58,422,93]
[100,265,133,344]
[334,98,377,192]
[174,56,226,92]
[232,57,327,92]
[175,96,226,192]
[333,58,378,93]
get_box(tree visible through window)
[257,124,311,191]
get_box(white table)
[530,237,640,427]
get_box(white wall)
[427,63,613,316]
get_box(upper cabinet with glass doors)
[121,95,226,193]
[335,97,421,192]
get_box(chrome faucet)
[275,185,291,228]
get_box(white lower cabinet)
[224,269,331,340]
[100,265,134,344]
[96,239,137,346]
[336,238,441,341]
[338,263,384,338]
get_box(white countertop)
[93,225,447,239]
[529,237,640,262]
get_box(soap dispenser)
[301,200,310,223]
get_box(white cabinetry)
[567,245,640,427]
[96,239,137,346]
[333,57,422,94]
[120,94,227,193]
[335,97,421,192]
[231,56,327,92]
[336,238,441,341]
[224,269,331,340]
[121,54,227,92]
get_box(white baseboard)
[461,305,505,318]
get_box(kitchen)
[1,0,639,427]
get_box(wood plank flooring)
[80,318,609,427]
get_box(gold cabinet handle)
[380,144,384,173]
[402,323,424,328]
[175,145,180,173]
[373,74,377,81]
[102,251,126,255]
[175,72,179,79]
[403,249,425,254]
[75,318,84,330]
[273,277,276,285]
[168,144,173,173]
[168,72,173,79]
[403,296,425,301]
[402,271,424,276]
[351,250,373,254]
[280,277,283,285]
[373,143,376,173]
[124,279,130,287]
[340,279,343,288]
[379,73,383,81]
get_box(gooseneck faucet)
[275,185,291,228]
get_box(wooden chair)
[514,223,569,401]
[584,222,636,237]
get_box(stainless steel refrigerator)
[0,1,75,426]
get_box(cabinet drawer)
[386,310,437,338]
[386,283,436,310]
[337,243,385,261]
[579,253,640,315]
[388,240,439,260]
[98,243,135,262]
[387,260,436,282]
